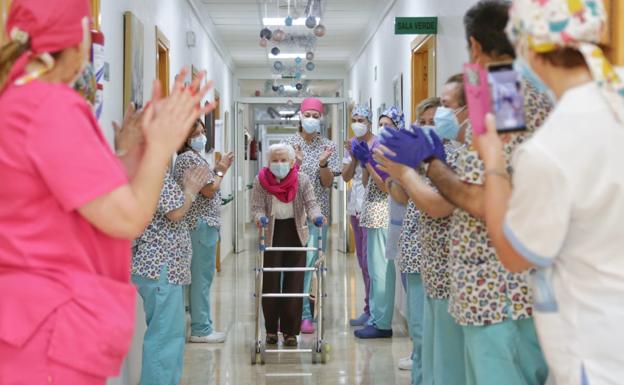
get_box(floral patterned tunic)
[419,141,464,299]
[132,172,193,285]
[397,200,422,274]
[359,171,389,229]
[283,133,341,218]
[448,80,553,326]
[173,150,221,229]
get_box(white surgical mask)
[352,122,368,138]
[302,117,321,134]
[269,162,291,179]
[189,134,207,152]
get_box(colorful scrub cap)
[380,105,405,130]
[507,0,624,123]
[352,104,372,121]
[301,97,324,114]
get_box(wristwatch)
[215,170,224,178]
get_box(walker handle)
[314,216,324,227]
[260,216,269,228]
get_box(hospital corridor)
[1,0,624,385]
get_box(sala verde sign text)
[395,17,438,35]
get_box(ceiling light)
[279,110,296,115]
[263,17,320,26]
[268,53,307,59]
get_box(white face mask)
[302,117,321,134]
[352,122,368,138]
[189,134,207,152]
[269,162,291,179]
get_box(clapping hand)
[113,102,144,157]
[183,165,210,196]
[352,141,371,166]
[294,144,304,166]
[319,146,333,166]
[379,125,446,169]
[216,152,235,173]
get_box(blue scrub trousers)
[132,266,185,385]
[406,273,425,385]
[189,220,219,336]
[422,296,465,385]
[302,221,328,321]
[366,227,394,330]
[463,317,548,385]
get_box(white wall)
[348,0,479,126]
[97,1,234,384]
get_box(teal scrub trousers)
[189,220,219,336]
[132,266,185,385]
[366,227,395,330]
[302,221,328,321]
[422,296,465,385]
[463,317,548,385]
[406,272,425,385]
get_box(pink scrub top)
[0,80,136,378]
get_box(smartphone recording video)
[488,63,526,132]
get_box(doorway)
[155,27,170,96]
[410,35,437,121]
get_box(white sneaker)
[398,356,413,371]
[190,331,226,343]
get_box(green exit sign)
[395,17,438,35]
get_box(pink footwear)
[301,319,315,334]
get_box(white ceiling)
[196,0,389,68]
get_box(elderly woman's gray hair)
[267,143,296,161]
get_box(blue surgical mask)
[514,57,551,95]
[269,162,291,179]
[302,117,321,134]
[189,134,207,152]
[433,107,461,140]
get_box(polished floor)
[181,226,412,385]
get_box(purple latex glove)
[369,157,390,181]
[352,140,371,166]
[379,125,446,168]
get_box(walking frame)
[251,216,330,365]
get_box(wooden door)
[411,35,436,124]
[155,27,170,97]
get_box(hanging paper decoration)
[306,62,315,71]
[271,47,281,56]
[272,84,279,92]
[279,85,285,92]
[305,16,317,29]
[285,15,293,26]
[273,61,284,71]
[259,38,268,47]
[260,28,272,40]
[306,51,314,61]
[294,72,302,79]
[295,56,302,64]
[313,24,326,37]
[296,83,303,90]
[273,29,285,42]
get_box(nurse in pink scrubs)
[0,0,213,384]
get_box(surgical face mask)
[301,117,321,134]
[514,57,551,95]
[189,134,207,152]
[352,122,368,138]
[269,162,291,179]
[433,107,463,140]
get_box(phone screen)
[488,64,526,132]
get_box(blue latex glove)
[369,157,390,181]
[352,140,371,166]
[379,125,446,168]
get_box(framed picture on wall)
[205,102,215,152]
[123,11,145,110]
[393,73,404,111]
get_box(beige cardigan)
[251,172,322,247]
